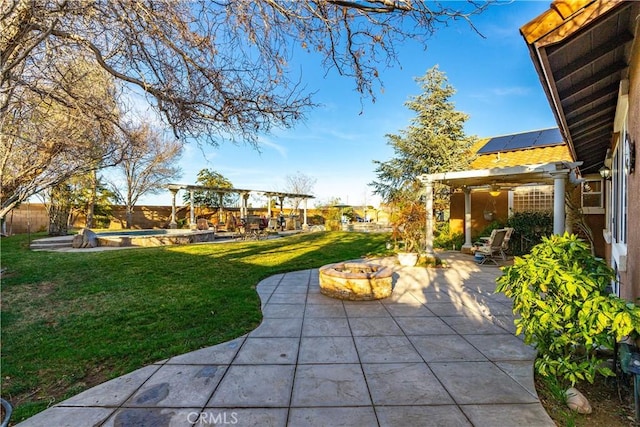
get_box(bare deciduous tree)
[0,55,124,219]
[1,0,489,219]
[107,123,183,228]
[284,171,317,212]
[2,0,489,144]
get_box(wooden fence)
[2,203,374,234]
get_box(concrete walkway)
[17,253,554,427]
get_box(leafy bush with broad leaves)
[391,200,426,253]
[433,221,464,250]
[496,233,640,385]
[506,211,554,255]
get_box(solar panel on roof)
[477,128,563,154]
[506,130,542,151]
[533,128,563,147]
[477,135,514,154]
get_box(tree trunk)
[48,204,70,236]
[86,170,97,228]
[47,184,72,236]
[126,207,133,229]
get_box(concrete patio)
[17,252,554,426]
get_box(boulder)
[565,387,592,414]
[71,234,84,248]
[75,228,99,248]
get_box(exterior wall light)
[599,165,611,179]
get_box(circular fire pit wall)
[318,262,393,301]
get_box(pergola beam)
[166,184,314,231]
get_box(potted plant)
[483,210,494,221]
[391,200,426,267]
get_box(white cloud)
[258,137,288,158]
[491,86,531,97]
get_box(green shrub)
[506,211,553,255]
[496,233,640,386]
[433,222,464,250]
[475,220,505,238]
[308,214,325,226]
[325,219,341,231]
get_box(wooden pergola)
[165,184,315,230]
[419,160,582,255]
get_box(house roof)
[471,144,573,170]
[469,128,573,170]
[420,128,577,189]
[520,0,637,175]
[477,128,564,154]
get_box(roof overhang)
[520,0,637,175]
[419,161,582,189]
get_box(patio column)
[241,192,249,219]
[424,177,435,257]
[189,190,195,229]
[551,171,567,235]
[267,195,272,218]
[302,198,309,230]
[169,188,178,229]
[462,187,473,252]
[217,192,224,224]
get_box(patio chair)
[475,228,508,265]
[500,227,515,259]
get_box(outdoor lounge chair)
[500,227,515,259]
[475,228,508,265]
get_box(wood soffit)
[520,0,636,175]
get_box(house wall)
[568,183,606,258]
[450,191,509,238]
[620,31,640,302]
[450,186,607,257]
[584,214,606,259]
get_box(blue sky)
[140,1,556,208]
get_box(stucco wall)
[450,191,509,238]
[620,24,639,302]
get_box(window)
[581,178,604,213]
[512,185,554,213]
[612,135,628,245]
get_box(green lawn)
[0,231,389,422]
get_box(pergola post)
[551,171,567,235]
[217,192,224,224]
[424,177,435,257]
[302,198,309,230]
[462,187,473,252]
[267,195,272,218]
[189,190,196,229]
[241,192,249,219]
[278,196,286,230]
[169,188,178,229]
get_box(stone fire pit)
[318,262,393,301]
